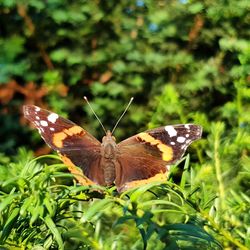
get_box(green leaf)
[0,207,20,243]
[180,154,190,189]
[0,194,18,213]
[44,216,64,250]
[81,198,113,222]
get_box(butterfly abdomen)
[102,161,116,186]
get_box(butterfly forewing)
[116,124,202,191]
[145,124,202,163]
[23,105,104,185]
[23,105,100,149]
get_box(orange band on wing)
[60,154,94,185]
[137,132,173,161]
[53,125,85,148]
[121,172,167,192]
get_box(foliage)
[0,151,222,250]
[0,133,249,250]
[0,0,249,152]
[0,0,249,249]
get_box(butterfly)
[23,104,202,192]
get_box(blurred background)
[0,1,249,249]
[0,0,249,156]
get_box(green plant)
[0,144,249,249]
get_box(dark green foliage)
[0,146,249,249]
[0,0,249,249]
[0,152,223,250]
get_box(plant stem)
[213,123,225,211]
[201,211,248,250]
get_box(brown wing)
[23,105,105,185]
[116,124,202,191]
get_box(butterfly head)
[102,130,116,144]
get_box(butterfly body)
[23,105,202,192]
[100,130,118,186]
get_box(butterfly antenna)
[111,97,134,134]
[83,96,107,134]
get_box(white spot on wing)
[177,136,186,143]
[170,141,175,145]
[185,124,190,129]
[24,108,30,115]
[47,113,59,123]
[166,165,171,171]
[185,134,189,138]
[40,120,48,127]
[35,107,41,112]
[35,116,40,120]
[165,126,177,137]
[50,127,55,131]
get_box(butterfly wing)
[23,105,105,185]
[116,124,202,191]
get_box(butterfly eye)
[112,136,116,141]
